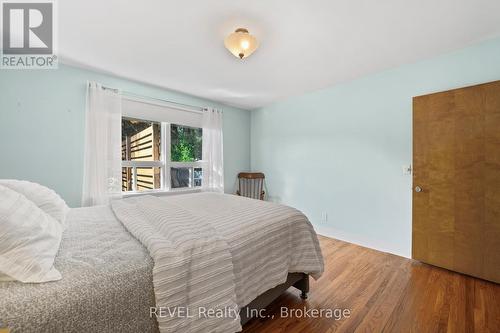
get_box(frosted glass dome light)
[224,28,258,59]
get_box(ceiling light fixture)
[224,28,258,59]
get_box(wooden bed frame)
[239,273,309,325]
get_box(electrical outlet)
[321,212,328,223]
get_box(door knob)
[415,186,422,192]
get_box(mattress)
[0,205,158,333]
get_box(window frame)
[122,120,203,194]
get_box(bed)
[0,192,324,332]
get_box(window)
[121,117,203,192]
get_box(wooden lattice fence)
[122,124,161,191]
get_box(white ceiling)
[59,0,500,109]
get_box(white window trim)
[122,161,163,168]
[122,121,203,194]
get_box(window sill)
[122,187,202,198]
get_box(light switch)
[402,165,412,175]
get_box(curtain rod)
[100,84,205,114]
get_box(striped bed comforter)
[111,192,324,333]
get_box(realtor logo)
[1,0,57,68]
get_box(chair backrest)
[236,172,265,200]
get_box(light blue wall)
[0,64,251,207]
[251,37,500,257]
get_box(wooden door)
[412,80,500,283]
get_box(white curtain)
[202,108,224,192]
[81,82,123,206]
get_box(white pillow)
[0,184,63,283]
[0,179,69,226]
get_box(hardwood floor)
[242,236,500,333]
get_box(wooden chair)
[236,172,265,200]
